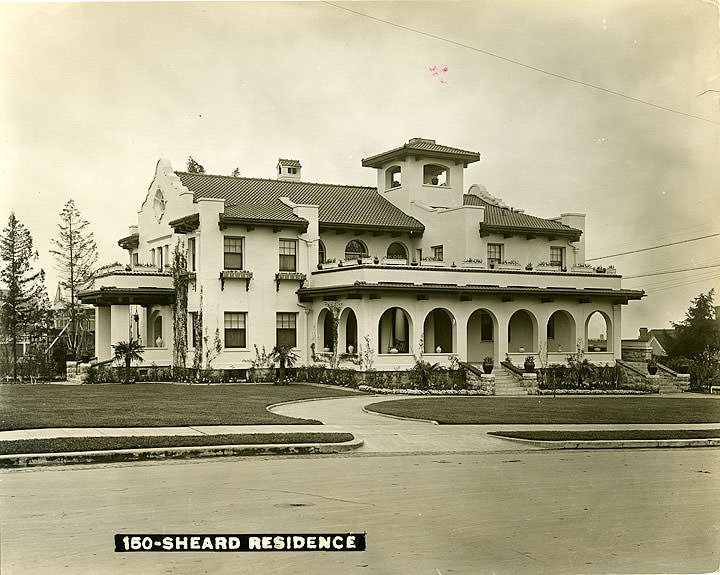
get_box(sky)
[1,0,719,338]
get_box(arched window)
[423,164,449,186]
[318,240,326,265]
[345,239,368,260]
[386,242,408,260]
[385,166,402,189]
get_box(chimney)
[639,327,649,340]
[277,158,301,181]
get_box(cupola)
[277,158,302,181]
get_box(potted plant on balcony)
[482,356,494,374]
[524,356,535,373]
[646,358,658,375]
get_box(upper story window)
[550,247,565,267]
[132,252,139,266]
[158,247,164,269]
[385,166,402,189]
[423,164,448,186]
[432,245,444,260]
[188,237,196,271]
[279,239,297,272]
[163,245,169,268]
[345,239,368,260]
[487,243,503,266]
[386,242,407,260]
[318,240,326,265]
[224,236,244,270]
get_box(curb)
[361,403,439,425]
[487,434,720,449]
[0,438,364,469]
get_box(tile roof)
[463,194,582,239]
[278,159,301,167]
[362,138,480,168]
[175,172,425,232]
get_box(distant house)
[80,138,644,370]
[622,327,673,362]
[52,284,95,360]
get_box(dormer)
[277,158,302,181]
[362,138,480,210]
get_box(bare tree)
[50,199,98,360]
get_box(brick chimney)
[639,327,649,340]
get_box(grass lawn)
[489,430,720,442]
[0,432,355,455]
[0,383,363,430]
[365,396,720,424]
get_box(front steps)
[619,360,688,393]
[463,363,530,395]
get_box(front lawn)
[0,384,363,430]
[0,432,355,455]
[365,396,720,424]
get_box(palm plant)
[112,337,145,382]
[270,345,299,384]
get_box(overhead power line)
[324,2,719,125]
[622,263,720,280]
[586,233,720,261]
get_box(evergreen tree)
[0,213,47,379]
[666,289,720,359]
[231,167,241,178]
[187,156,205,173]
[50,199,98,360]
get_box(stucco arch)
[546,310,576,353]
[339,307,358,354]
[423,308,456,353]
[386,241,409,260]
[467,308,498,362]
[385,165,402,189]
[508,309,538,353]
[344,239,368,260]
[585,310,613,352]
[378,306,413,354]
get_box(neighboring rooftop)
[362,138,481,168]
[174,172,425,233]
[277,158,301,168]
[463,194,582,241]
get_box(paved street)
[1,447,718,574]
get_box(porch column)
[95,306,112,362]
[110,305,131,349]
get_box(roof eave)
[117,233,139,250]
[479,223,582,242]
[362,148,480,168]
[168,213,200,234]
[219,214,309,232]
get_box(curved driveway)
[271,394,541,454]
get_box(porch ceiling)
[78,287,176,306]
[297,283,644,304]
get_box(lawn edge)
[487,433,720,450]
[0,438,364,468]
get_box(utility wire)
[622,263,720,280]
[586,233,720,261]
[324,2,719,125]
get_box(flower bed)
[358,385,490,396]
[533,387,659,395]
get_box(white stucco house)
[80,138,644,371]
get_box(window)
[189,312,199,348]
[481,314,494,341]
[344,239,367,260]
[547,315,555,339]
[224,237,244,270]
[132,252,139,266]
[550,247,565,267]
[151,249,156,266]
[188,238,196,271]
[386,242,407,260]
[432,245,444,261]
[224,312,247,348]
[318,240,326,265]
[277,313,297,348]
[423,164,448,186]
[487,243,503,265]
[385,166,402,189]
[163,245,169,267]
[279,239,297,271]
